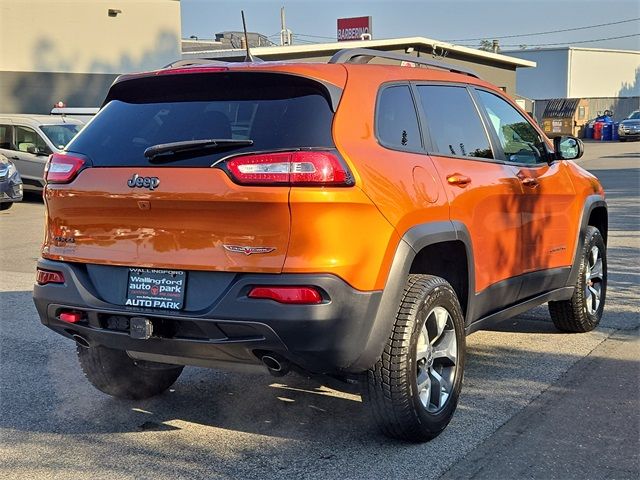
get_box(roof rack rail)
[162,58,228,69]
[328,48,479,78]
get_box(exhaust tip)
[72,334,90,349]
[261,354,290,377]
[261,355,282,372]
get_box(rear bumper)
[33,259,383,374]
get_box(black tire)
[549,226,606,332]
[77,345,183,400]
[365,274,465,442]
[619,138,627,142]
[0,202,13,210]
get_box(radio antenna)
[241,10,254,62]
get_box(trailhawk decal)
[223,245,276,255]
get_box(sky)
[181,0,640,51]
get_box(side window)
[15,126,50,155]
[476,90,547,165]
[0,125,13,149]
[417,86,493,159]
[376,85,422,150]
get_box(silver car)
[618,110,640,141]
[0,115,84,192]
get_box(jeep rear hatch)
[43,70,343,273]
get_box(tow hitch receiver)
[130,317,153,340]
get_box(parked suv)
[33,50,607,442]
[0,115,83,192]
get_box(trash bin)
[584,121,594,139]
[601,122,613,141]
[594,121,603,141]
[612,122,620,141]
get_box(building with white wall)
[505,47,639,121]
[0,0,181,113]
[506,47,639,99]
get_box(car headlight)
[7,162,16,176]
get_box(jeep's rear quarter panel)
[331,66,454,276]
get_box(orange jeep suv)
[33,49,608,442]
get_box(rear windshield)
[66,72,336,167]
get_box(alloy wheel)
[585,245,604,315]
[415,306,458,413]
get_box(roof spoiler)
[162,58,229,69]
[328,48,479,78]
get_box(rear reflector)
[225,151,353,186]
[248,286,323,304]
[45,153,87,184]
[36,268,65,285]
[59,311,83,324]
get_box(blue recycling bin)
[601,122,613,141]
[612,122,620,141]
[584,122,594,139]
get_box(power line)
[269,18,639,47]
[292,38,318,45]
[458,32,640,48]
[446,17,640,42]
[295,33,336,40]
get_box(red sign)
[337,16,372,42]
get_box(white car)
[0,115,83,192]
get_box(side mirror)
[553,136,583,161]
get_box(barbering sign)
[337,16,372,41]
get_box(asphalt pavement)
[0,141,638,480]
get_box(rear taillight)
[248,286,323,304]
[45,153,87,184]
[36,268,65,285]
[225,151,354,186]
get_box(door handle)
[520,177,539,188]
[446,174,471,187]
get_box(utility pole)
[280,6,292,45]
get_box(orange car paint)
[41,62,602,298]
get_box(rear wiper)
[144,139,253,162]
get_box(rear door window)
[416,85,493,159]
[66,72,336,167]
[376,85,422,151]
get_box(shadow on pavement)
[0,287,632,442]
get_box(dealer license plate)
[126,268,186,310]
